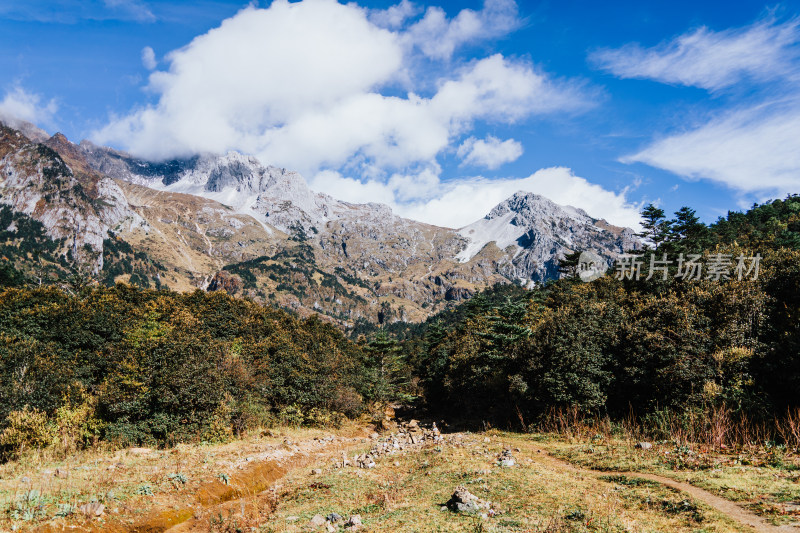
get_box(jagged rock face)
[457,192,638,284]
[2,125,641,324]
[0,126,143,272]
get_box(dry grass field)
[4,418,798,532]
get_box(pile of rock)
[497,448,516,467]
[308,512,362,531]
[336,420,445,469]
[445,486,495,517]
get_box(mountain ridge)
[0,119,640,324]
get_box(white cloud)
[623,102,800,194]
[370,0,420,29]
[103,0,155,23]
[403,0,519,60]
[0,86,58,128]
[591,17,800,91]
[310,166,642,229]
[0,0,156,23]
[141,46,157,70]
[457,135,522,169]
[601,14,800,196]
[94,1,589,178]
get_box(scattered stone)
[20,476,30,483]
[79,502,105,517]
[345,514,362,529]
[327,512,342,523]
[311,468,323,475]
[370,432,380,440]
[325,523,337,532]
[635,442,653,450]
[498,449,516,467]
[308,514,327,528]
[446,486,488,514]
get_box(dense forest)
[399,195,800,435]
[1,195,799,459]
[0,285,378,459]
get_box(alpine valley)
[0,120,638,326]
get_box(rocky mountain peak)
[486,191,590,224]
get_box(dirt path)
[529,445,799,533]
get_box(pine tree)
[366,332,407,404]
[638,204,671,251]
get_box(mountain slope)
[458,192,638,282]
[0,122,640,324]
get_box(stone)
[327,512,342,523]
[498,449,516,467]
[447,486,485,514]
[308,514,326,528]
[456,501,480,513]
[635,442,653,450]
[345,514,362,529]
[79,502,105,517]
[286,516,300,522]
[326,524,337,532]
[55,468,69,478]
[311,468,323,475]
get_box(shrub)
[52,394,104,455]
[0,406,54,461]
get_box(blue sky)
[1,0,799,228]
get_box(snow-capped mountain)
[1,121,640,323]
[458,192,637,282]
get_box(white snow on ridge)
[456,211,523,262]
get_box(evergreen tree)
[366,332,407,404]
[557,250,582,278]
[637,204,671,251]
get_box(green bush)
[0,406,54,460]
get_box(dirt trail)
[529,445,799,533]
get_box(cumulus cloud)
[370,0,420,29]
[0,86,58,128]
[402,0,519,60]
[141,46,157,70]
[457,135,523,169]
[591,17,800,91]
[623,102,800,194]
[94,0,590,178]
[310,166,642,229]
